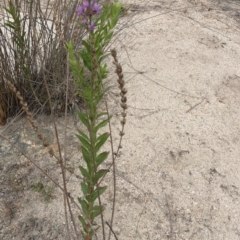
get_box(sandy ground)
[1,0,240,239]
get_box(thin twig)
[106,222,119,240]
[186,99,204,113]
[33,13,78,236]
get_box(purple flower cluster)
[77,1,101,31]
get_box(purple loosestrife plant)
[77,1,101,31]
[67,1,124,239]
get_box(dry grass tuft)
[0,0,85,124]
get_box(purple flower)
[83,1,90,10]
[89,22,95,31]
[77,1,100,31]
[92,3,101,14]
[82,19,88,25]
[77,1,101,17]
[77,6,84,16]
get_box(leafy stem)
[67,2,123,239]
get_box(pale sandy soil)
[1,0,240,239]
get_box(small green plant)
[31,182,53,202]
[67,1,125,239]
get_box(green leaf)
[5,22,15,29]
[103,25,108,37]
[111,17,118,28]
[81,40,91,51]
[93,92,104,106]
[78,198,88,216]
[94,118,109,133]
[95,132,109,153]
[92,205,105,219]
[66,42,73,51]
[93,169,108,184]
[78,215,88,232]
[80,182,89,197]
[67,44,85,87]
[91,186,107,203]
[79,166,89,180]
[97,91,104,102]
[89,106,97,122]
[95,32,104,47]
[98,54,108,65]
[78,129,89,141]
[81,146,92,170]
[96,112,108,119]
[80,49,92,71]
[96,151,109,167]
[77,112,89,128]
[76,134,91,151]
[106,32,113,43]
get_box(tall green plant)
[4,0,39,106]
[4,0,28,72]
[67,1,122,239]
[5,1,33,82]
